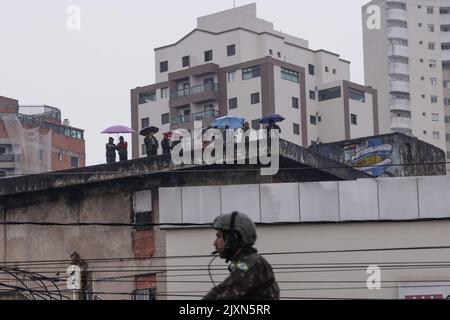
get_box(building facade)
[0,95,85,177]
[131,4,379,159]
[363,0,450,162]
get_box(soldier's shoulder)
[235,252,266,271]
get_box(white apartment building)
[363,0,450,160]
[131,3,379,158]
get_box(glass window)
[281,68,299,83]
[70,157,79,168]
[141,118,149,129]
[182,56,190,67]
[349,87,366,102]
[160,61,168,73]
[250,92,260,105]
[431,96,438,103]
[227,71,236,83]
[292,97,299,109]
[308,64,315,75]
[293,123,300,135]
[227,44,236,56]
[133,288,156,300]
[309,91,315,100]
[251,119,260,130]
[161,87,169,99]
[433,131,440,140]
[447,134,450,141]
[318,86,341,101]
[229,97,238,109]
[161,113,170,125]
[432,113,439,121]
[429,42,436,50]
[242,65,261,80]
[204,50,213,62]
[310,115,317,125]
[445,115,450,123]
[351,114,358,125]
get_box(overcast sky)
[0,0,370,166]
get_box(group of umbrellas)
[101,113,285,139]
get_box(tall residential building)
[0,95,86,177]
[363,0,450,160]
[131,3,379,159]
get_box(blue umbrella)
[210,115,245,129]
[259,114,285,124]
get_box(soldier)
[105,137,117,164]
[203,211,280,300]
[144,132,159,157]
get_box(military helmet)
[213,212,257,246]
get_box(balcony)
[192,109,219,121]
[387,26,408,39]
[388,62,409,75]
[387,8,407,21]
[171,83,218,100]
[0,154,14,162]
[390,116,412,130]
[390,80,410,93]
[171,115,191,125]
[388,44,409,57]
[389,98,411,112]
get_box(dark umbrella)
[140,126,159,136]
[259,114,285,124]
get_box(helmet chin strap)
[223,212,239,263]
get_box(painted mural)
[343,138,393,177]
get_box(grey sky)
[0,0,369,166]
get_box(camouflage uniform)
[203,247,280,300]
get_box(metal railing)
[192,109,219,121]
[0,154,14,162]
[170,83,218,99]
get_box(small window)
[182,56,190,68]
[227,44,236,56]
[430,60,437,68]
[70,157,79,168]
[445,98,450,105]
[443,80,450,88]
[431,95,438,103]
[428,24,435,32]
[277,52,281,58]
[293,123,300,135]
[229,97,238,109]
[269,49,273,56]
[228,71,236,82]
[427,6,434,14]
[447,134,450,141]
[419,23,422,27]
[348,87,366,102]
[419,41,423,45]
[204,50,213,62]
[308,64,315,75]
[445,115,450,123]
[242,66,261,80]
[310,115,317,125]
[133,288,156,300]
[281,67,299,83]
[351,114,357,125]
[333,69,336,75]
[292,97,299,109]
[325,66,329,72]
[57,153,62,161]
[421,76,425,81]
[420,58,424,63]
[429,42,436,50]
[309,91,316,100]
[432,113,439,121]
[431,78,437,86]
[160,61,168,73]
[250,92,260,105]
[422,94,426,99]
[161,113,170,125]
[161,87,169,99]
[141,118,150,129]
[433,131,440,140]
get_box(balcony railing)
[170,83,218,100]
[171,115,192,125]
[0,154,15,162]
[192,109,219,121]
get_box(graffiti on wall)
[343,138,393,177]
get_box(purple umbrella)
[101,125,135,134]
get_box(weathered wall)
[310,133,446,177]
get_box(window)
[349,87,366,102]
[427,7,434,14]
[161,87,169,99]
[442,25,450,32]
[419,23,422,27]
[428,24,435,32]
[318,86,341,101]
[424,130,428,135]
[351,114,357,125]
[310,115,317,125]
[445,115,450,123]
[432,113,439,121]
[421,76,425,81]
[182,56,190,67]
[308,64,315,75]
[281,68,299,83]
[250,92,260,105]
[277,52,281,58]
[390,56,409,64]
[292,97,299,109]
[160,61,168,73]
[441,8,450,14]
[161,113,170,125]
[420,59,424,63]
[419,41,423,45]
[227,71,236,82]
[333,69,336,75]
[444,80,450,88]
[242,65,261,80]
[447,152,450,159]
[141,118,149,129]
[443,43,450,50]
[269,49,273,56]
[447,134,450,141]
[443,61,450,70]
[429,42,436,50]
[391,39,408,46]
[251,119,260,130]
[309,91,316,100]
[204,50,213,62]
[57,153,62,161]
[433,131,440,140]
[430,60,437,68]
[431,95,438,103]
[139,91,156,104]
[445,98,450,105]
[431,78,437,86]
[293,123,300,135]
[229,97,238,109]
[133,288,156,300]
[70,157,79,168]
[325,66,329,72]
[227,44,236,56]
